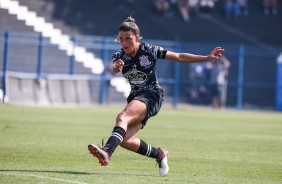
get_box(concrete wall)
[5,72,102,106]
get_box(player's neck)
[129,43,140,57]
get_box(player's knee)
[116,111,125,122]
[116,111,130,126]
[120,138,132,148]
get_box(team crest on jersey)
[139,55,151,67]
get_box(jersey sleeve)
[112,49,123,63]
[145,43,167,60]
[156,46,167,60]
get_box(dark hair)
[119,16,140,36]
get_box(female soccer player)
[88,16,224,177]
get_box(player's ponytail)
[125,16,135,24]
[116,16,142,41]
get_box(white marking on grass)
[0,171,88,184]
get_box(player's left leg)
[120,123,169,177]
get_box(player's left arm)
[165,47,224,63]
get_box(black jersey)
[112,42,167,96]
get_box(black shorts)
[210,83,220,97]
[127,89,163,127]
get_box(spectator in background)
[189,0,200,16]
[206,55,231,108]
[176,0,200,22]
[263,0,278,16]
[154,0,170,16]
[199,0,215,14]
[177,0,190,22]
[188,62,210,104]
[237,0,248,16]
[224,0,240,18]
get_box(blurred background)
[0,0,281,111]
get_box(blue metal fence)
[0,31,281,110]
[2,32,9,99]
[237,44,245,109]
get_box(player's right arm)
[113,59,124,73]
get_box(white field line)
[0,171,89,184]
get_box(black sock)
[104,126,126,157]
[137,139,160,159]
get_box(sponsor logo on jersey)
[126,65,147,85]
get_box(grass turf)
[0,105,281,184]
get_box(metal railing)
[1,30,281,110]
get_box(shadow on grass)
[0,169,158,177]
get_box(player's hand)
[113,59,124,73]
[207,47,225,61]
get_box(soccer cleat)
[88,144,110,166]
[156,148,169,177]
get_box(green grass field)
[0,105,281,184]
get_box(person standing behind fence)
[237,0,248,16]
[154,0,170,17]
[177,0,191,22]
[224,0,240,18]
[87,16,224,177]
[199,0,215,14]
[263,0,278,16]
[206,55,231,108]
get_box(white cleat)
[156,148,169,177]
